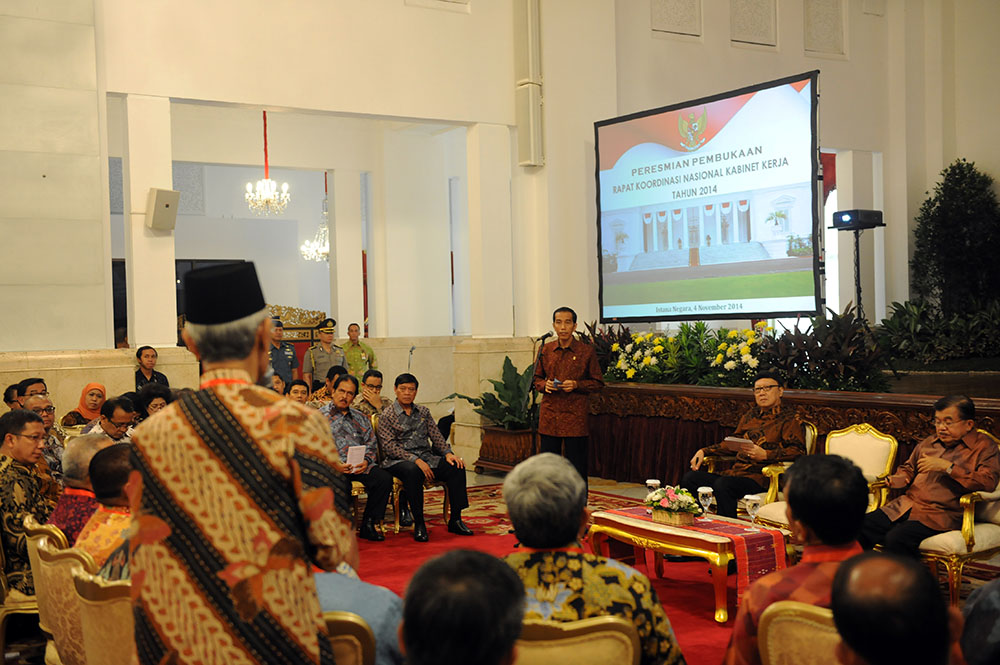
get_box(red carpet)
[356,485,734,665]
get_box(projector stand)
[852,228,865,322]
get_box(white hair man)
[46,433,112,544]
[129,262,358,665]
[502,453,686,665]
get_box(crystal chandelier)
[300,173,330,262]
[245,110,290,215]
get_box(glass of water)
[645,479,661,493]
[743,494,762,531]
[697,486,714,516]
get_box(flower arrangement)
[605,331,670,383]
[706,322,772,387]
[644,485,701,525]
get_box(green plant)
[765,210,788,229]
[911,159,1000,316]
[785,234,812,257]
[878,298,1000,363]
[582,321,633,373]
[761,304,890,392]
[448,356,535,430]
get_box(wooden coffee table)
[588,509,789,623]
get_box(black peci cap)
[183,263,266,324]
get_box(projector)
[830,209,884,231]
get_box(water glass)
[743,494,762,531]
[697,486,714,515]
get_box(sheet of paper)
[346,445,366,467]
[722,436,753,452]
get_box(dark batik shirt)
[532,338,604,437]
[135,368,169,391]
[704,404,805,486]
[0,456,58,594]
[505,549,686,665]
[47,487,99,545]
[377,402,451,469]
[317,404,378,472]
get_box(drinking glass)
[645,479,661,493]
[743,494,762,531]
[697,486,714,516]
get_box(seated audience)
[0,409,59,595]
[318,374,392,542]
[135,382,173,421]
[47,433,111,544]
[74,443,133,567]
[354,369,394,418]
[378,373,472,542]
[23,393,65,482]
[832,552,961,665]
[724,454,868,665]
[81,396,137,442]
[4,384,19,410]
[961,577,1000,665]
[271,373,286,395]
[61,382,106,427]
[16,377,48,408]
[286,379,311,404]
[315,564,404,665]
[859,394,1000,558]
[682,370,805,517]
[503,453,685,665]
[308,365,348,407]
[401,549,524,665]
[135,345,169,390]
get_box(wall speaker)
[513,0,541,85]
[145,188,180,231]
[516,83,544,167]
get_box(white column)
[329,169,365,331]
[466,123,514,337]
[122,94,177,346]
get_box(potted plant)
[449,356,537,473]
[644,485,702,525]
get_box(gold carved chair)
[324,610,376,665]
[34,538,97,665]
[756,423,897,529]
[23,515,68,639]
[915,429,1000,605]
[378,415,451,534]
[0,533,39,658]
[514,616,641,665]
[72,569,135,665]
[758,600,839,665]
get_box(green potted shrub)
[449,356,537,472]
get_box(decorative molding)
[804,0,845,55]
[651,0,702,37]
[267,305,326,328]
[730,0,776,47]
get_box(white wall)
[951,0,1000,178]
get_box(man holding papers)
[320,374,392,542]
[681,370,806,517]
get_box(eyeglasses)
[364,383,383,390]
[107,420,133,431]
[933,419,968,428]
[16,433,46,443]
[31,406,56,415]
[753,384,780,394]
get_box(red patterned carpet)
[356,484,735,665]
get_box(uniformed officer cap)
[271,317,284,328]
[316,318,336,333]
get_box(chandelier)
[300,172,330,262]
[245,110,290,215]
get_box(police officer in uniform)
[303,318,347,390]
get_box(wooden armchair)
[324,610,376,665]
[34,539,97,665]
[758,600,838,665]
[916,429,1000,605]
[756,423,897,529]
[514,616,641,665]
[72,569,135,665]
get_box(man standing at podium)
[532,306,604,492]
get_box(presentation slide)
[596,71,820,322]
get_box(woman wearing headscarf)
[61,383,106,426]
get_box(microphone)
[407,345,416,371]
[537,332,553,342]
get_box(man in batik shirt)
[682,370,805,517]
[0,409,59,595]
[318,374,392,542]
[129,262,358,665]
[503,454,686,665]
[23,394,64,483]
